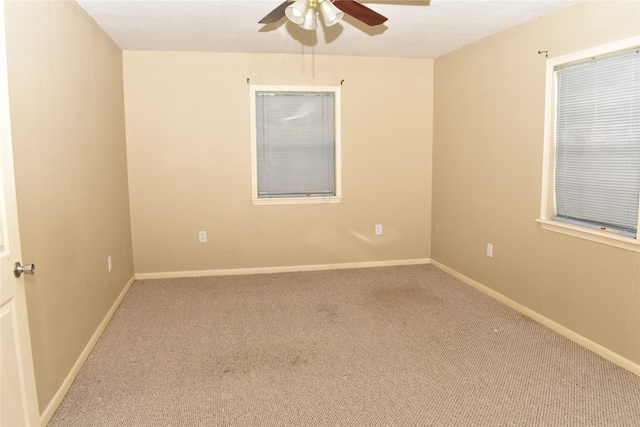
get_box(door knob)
[14,262,35,278]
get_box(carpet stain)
[370,284,440,308]
[216,351,309,376]
[316,304,340,321]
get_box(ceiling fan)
[259,0,388,31]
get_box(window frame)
[249,85,343,206]
[537,36,640,252]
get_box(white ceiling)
[76,0,581,59]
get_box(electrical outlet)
[375,224,383,236]
[486,243,493,258]
[108,256,112,273]
[199,231,207,243]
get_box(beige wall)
[432,1,640,365]
[124,52,433,274]
[4,0,134,413]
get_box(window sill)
[536,218,640,253]
[252,196,343,206]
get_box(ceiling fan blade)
[259,0,290,24]
[333,0,388,26]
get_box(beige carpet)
[48,265,640,426]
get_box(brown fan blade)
[333,0,388,26]
[259,0,290,24]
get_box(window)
[250,86,342,205]
[539,37,640,251]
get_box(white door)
[0,0,40,425]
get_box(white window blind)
[554,47,640,238]
[255,91,335,198]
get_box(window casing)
[539,36,640,252]
[250,86,342,205]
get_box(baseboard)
[40,275,136,426]
[134,258,432,280]
[430,260,640,377]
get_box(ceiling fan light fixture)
[285,0,308,25]
[260,0,388,30]
[301,7,317,30]
[318,0,343,27]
